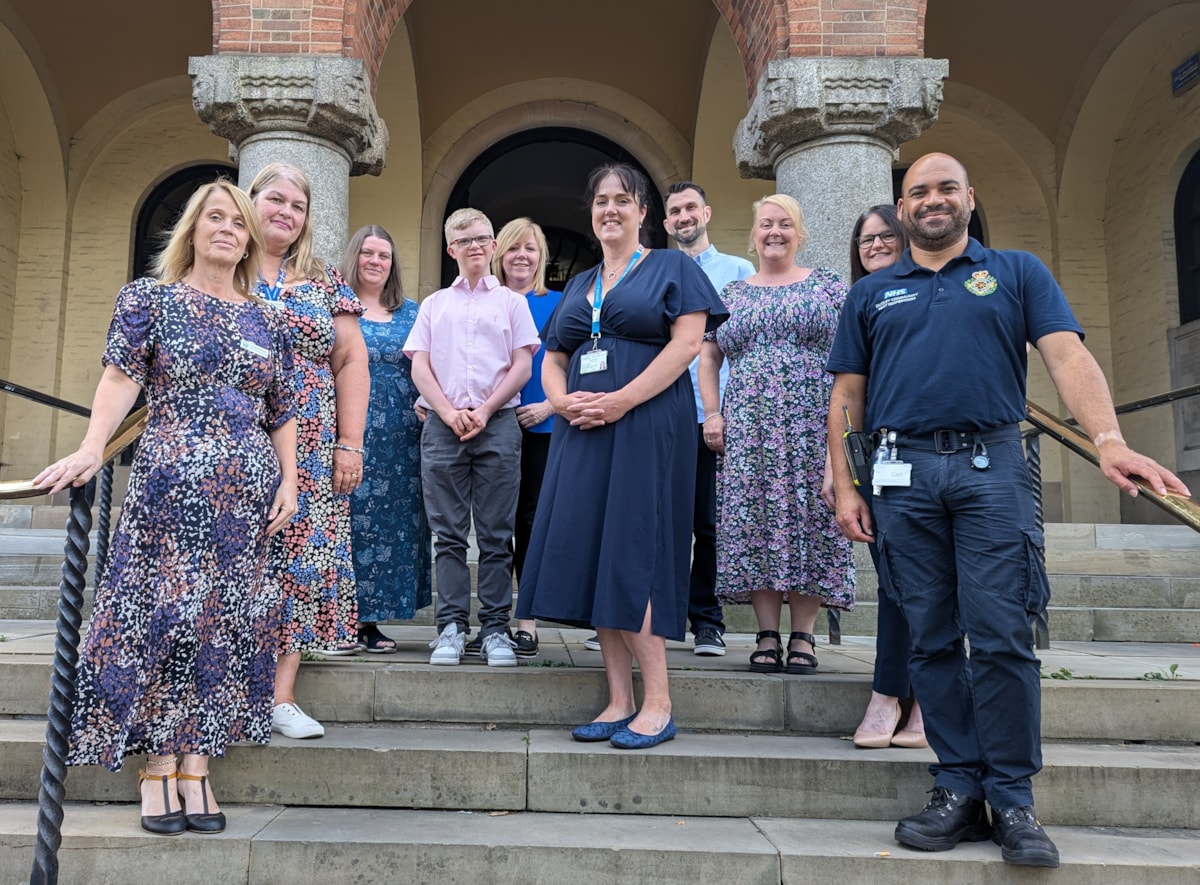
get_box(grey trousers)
[421,408,521,638]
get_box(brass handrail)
[0,407,148,501]
[1025,399,1199,531]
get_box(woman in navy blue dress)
[341,225,432,652]
[517,164,725,749]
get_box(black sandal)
[785,631,818,675]
[358,623,397,654]
[749,630,784,673]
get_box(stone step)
[1,721,1197,829]
[3,804,1197,885]
[2,652,1198,743]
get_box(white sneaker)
[271,702,324,739]
[429,624,465,665]
[481,632,518,667]
[584,634,601,651]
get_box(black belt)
[888,423,1021,454]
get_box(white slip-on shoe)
[271,702,324,739]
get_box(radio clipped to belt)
[841,407,872,488]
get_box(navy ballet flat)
[571,713,637,742]
[609,716,676,750]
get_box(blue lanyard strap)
[592,246,643,341]
[258,263,288,302]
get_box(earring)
[243,252,248,260]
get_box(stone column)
[735,58,948,279]
[189,55,388,263]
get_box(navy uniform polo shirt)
[825,238,1084,435]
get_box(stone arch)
[416,80,691,298]
[0,19,70,477]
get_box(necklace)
[604,250,638,280]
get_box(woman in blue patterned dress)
[340,225,431,652]
[249,163,369,741]
[698,194,854,676]
[37,181,297,835]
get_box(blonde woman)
[37,180,297,834]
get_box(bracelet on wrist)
[703,414,722,424]
[334,443,365,455]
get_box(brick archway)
[211,0,929,99]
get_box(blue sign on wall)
[1173,53,1199,96]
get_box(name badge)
[872,461,912,488]
[240,339,270,358]
[580,349,608,375]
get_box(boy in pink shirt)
[404,208,540,666]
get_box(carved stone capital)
[735,57,948,179]
[189,55,388,177]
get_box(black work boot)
[991,806,1060,868]
[894,786,992,851]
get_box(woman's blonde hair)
[248,162,325,280]
[748,193,808,256]
[340,225,405,312]
[491,217,549,296]
[151,179,265,299]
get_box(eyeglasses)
[451,235,494,249]
[855,231,897,249]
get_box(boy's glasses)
[855,231,897,249]
[451,235,494,249]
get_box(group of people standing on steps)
[35,154,1189,870]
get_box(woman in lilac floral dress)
[37,181,297,835]
[698,194,854,675]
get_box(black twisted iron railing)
[0,408,146,885]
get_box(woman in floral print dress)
[37,181,297,834]
[699,194,854,676]
[249,163,369,740]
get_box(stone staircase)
[0,505,1197,882]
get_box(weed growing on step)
[1040,667,1099,680]
[523,660,572,667]
[0,635,7,642]
[1140,663,1181,681]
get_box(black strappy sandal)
[749,629,784,673]
[785,631,819,675]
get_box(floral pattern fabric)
[713,269,855,609]
[263,265,363,653]
[351,301,432,621]
[67,278,295,771]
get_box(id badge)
[872,461,912,488]
[580,348,608,375]
[240,339,270,358]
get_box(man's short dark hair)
[666,181,706,203]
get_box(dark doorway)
[132,163,237,279]
[1175,149,1200,326]
[442,128,666,290]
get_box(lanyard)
[258,263,288,302]
[592,246,643,343]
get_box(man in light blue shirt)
[664,181,755,655]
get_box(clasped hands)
[553,390,631,430]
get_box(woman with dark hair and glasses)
[517,164,726,749]
[845,204,927,749]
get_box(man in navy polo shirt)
[826,153,1189,869]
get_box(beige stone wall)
[1104,21,1200,461]
[348,22,423,301]
[0,96,18,446]
[692,21,774,265]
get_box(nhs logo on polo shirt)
[874,286,917,311]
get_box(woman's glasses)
[855,231,897,249]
